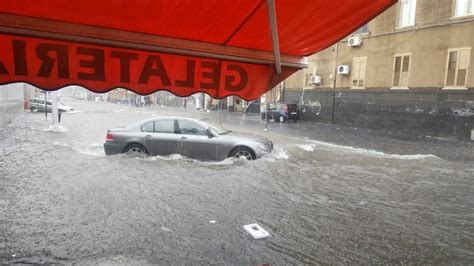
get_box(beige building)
[279,0,474,140]
[285,0,473,90]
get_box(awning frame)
[0,13,308,69]
[266,0,282,74]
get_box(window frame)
[304,66,317,89]
[177,119,208,136]
[391,53,411,90]
[443,47,471,90]
[143,119,177,134]
[140,121,155,133]
[354,24,369,35]
[351,56,367,89]
[453,0,474,18]
[398,0,417,28]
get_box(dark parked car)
[262,103,300,123]
[104,117,273,161]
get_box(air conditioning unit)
[310,75,321,85]
[337,65,350,75]
[348,36,363,47]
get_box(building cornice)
[341,16,474,42]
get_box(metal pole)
[266,0,282,74]
[264,108,268,131]
[331,42,339,124]
[44,91,48,120]
[51,90,59,125]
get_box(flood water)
[1,100,473,264]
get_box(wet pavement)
[1,99,473,264]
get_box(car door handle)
[145,135,152,139]
[180,136,187,140]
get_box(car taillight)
[106,133,114,141]
[284,105,288,113]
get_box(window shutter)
[456,49,470,86]
[359,59,367,87]
[400,55,410,86]
[352,59,360,86]
[446,51,458,86]
[393,56,402,86]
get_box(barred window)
[354,24,369,35]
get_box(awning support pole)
[266,0,282,74]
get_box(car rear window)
[141,122,154,133]
[155,120,175,134]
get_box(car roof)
[131,116,206,128]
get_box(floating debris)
[243,224,270,239]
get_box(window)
[351,57,367,88]
[399,0,416,27]
[354,24,369,35]
[304,66,318,88]
[455,0,474,17]
[178,120,207,136]
[141,122,154,133]
[445,48,471,87]
[155,120,175,134]
[393,54,411,87]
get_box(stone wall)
[285,89,474,140]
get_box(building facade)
[283,0,474,140]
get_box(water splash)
[296,144,315,152]
[44,125,68,132]
[305,139,439,160]
[262,147,290,161]
[53,142,104,157]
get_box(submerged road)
[1,99,473,264]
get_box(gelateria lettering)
[0,40,248,92]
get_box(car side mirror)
[207,129,215,138]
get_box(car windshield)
[200,118,230,135]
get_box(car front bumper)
[255,141,274,159]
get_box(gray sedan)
[103,117,273,160]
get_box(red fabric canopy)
[0,0,396,100]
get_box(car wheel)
[230,147,255,160]
[124,144,148,155]
[30,107,37,112]
[279,115,285,123]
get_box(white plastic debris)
[12,254,16,258]
[243,224,270,239]
[209,220,216,224]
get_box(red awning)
[0,0,396,100]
